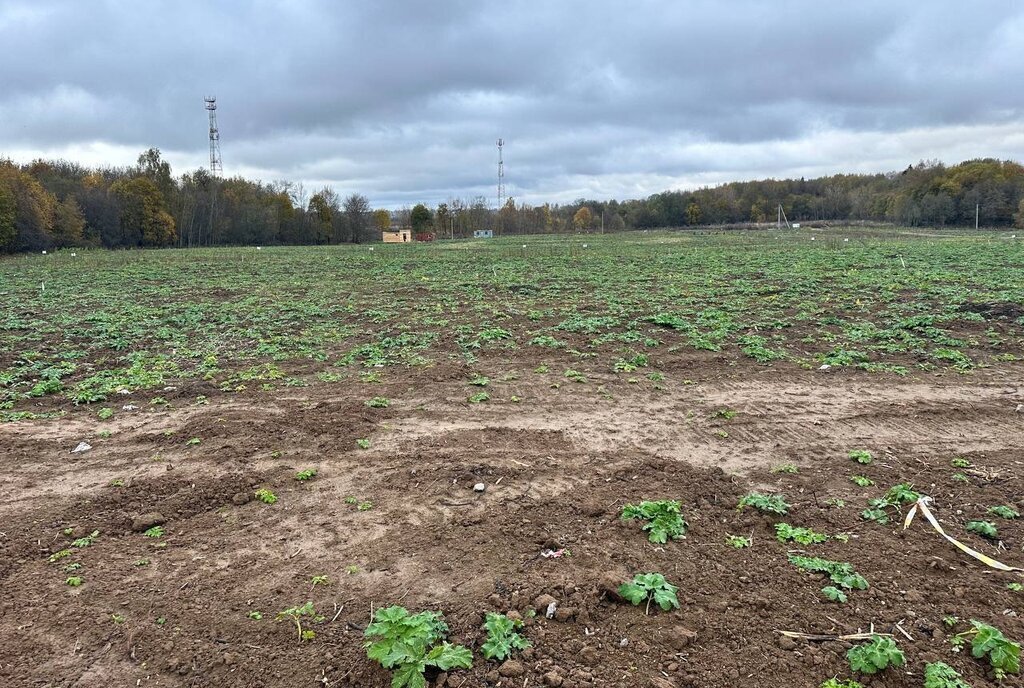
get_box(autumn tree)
[372,208,391,234]
[52,196,86,247]
[308,188,337,244]
[572,206,593,231]
[110,177,176,247]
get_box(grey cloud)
[1,0,1022,207]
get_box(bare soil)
[2,355,1023,688]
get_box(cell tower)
[204,96,222,176]
[496,138,505,210]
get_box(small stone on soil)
[131,512,166,532]
[473,482,486,492]
[498,660,525,677]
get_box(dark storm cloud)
[1,0,1022,206]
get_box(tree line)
[2,153,1022,253]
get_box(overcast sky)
[1,1,1022,208]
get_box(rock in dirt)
[553,606,576,622]
[533,593,558,614]
[542,671,563,687]
[777,635,797,651]
[71,441,92,453]
[232,492,251,505]
[131,512,166,532]
[598,571,625,601]
[473,482,486,492]
[667,626,697,651]
[650,678,677,688]
[579,646,599,666]
[498,660,525,678]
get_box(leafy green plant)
[737,492,790,515]
[989,505,1019,519]
[366,396,390,408]
[71,530,100,548]
[65,576,83,587]
[1008,582,1023,592]
[356,438,371,449]
[819,678,863,688]
[821,586,848,603]
[713,408,737,420]
[311,575,329,587]
[357,500,374,511]
[771,463,798,474]
[966,520,998,539]
[849,449,873,465]
[295,468,318,481]
[620,500,688,543]
[775,523,828,545]
[276,601,317,642]
[788,555,868,591]
[846,635,904,674]
[467,391,490,403]
[186,437,201,446]
[826,498,846,508]
[618,573,680,614]
[923,661,971,688]
[468,374,489,387]
[850,475,874,487]
[725,534,751,548]
[951,457,972,468]
[364,606,472,688]
[951,620,1020,678]
[97,407,113,420]
[248,610,263,620]
[255,488,278,504]
[143,526,164,538]
[480,612,531,661]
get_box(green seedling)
[109,478,125,487]
[775,523,828,545]
[468,375,489,387]
[923,661,971,688]
[819,678,863,688]
[826,498,846,508]
[821,586,848,603]
[771,463,798,474]
[789,555,868,591]
[248,610,263,620]
[849,449,873,465]
[366,396,390,408]
[311,575,329,587]
[186,437,201,446]
[1008,583,1023,592]
[989,505,1020,519]
[943,616,960,628]
[254,488,278,504]
[295,468,317,481]
[276,601,317,642]
[467,391,490,403]
[134,559,150,566]
[97,407,113,420]
[618,573,680,614]
[713,408,737,420]
[951,620,1020,678]
[849,475,874,487]
[143,526,164,538]
[156,617,167,625]
[966,520,998,539]
[111,614,126,624]
[364,606,472,688]
[346,565,360,575]
[356,438,371,449]
[846,635,904,675]
[737,492,790,515]
[344,496,358,505]
[71,530,100,548]
[725,534,751,548]
[480,612,531,661]
[62,562,83,572]
[951,457,972,468]
[66,576,83,587]
[620,500,688,543]
[357,501,374,511]
[952,472,970,483]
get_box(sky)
[1,0,1023,209]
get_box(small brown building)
[382,230,411,243]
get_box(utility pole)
[975,203,979,230]
[496,138,505,236]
